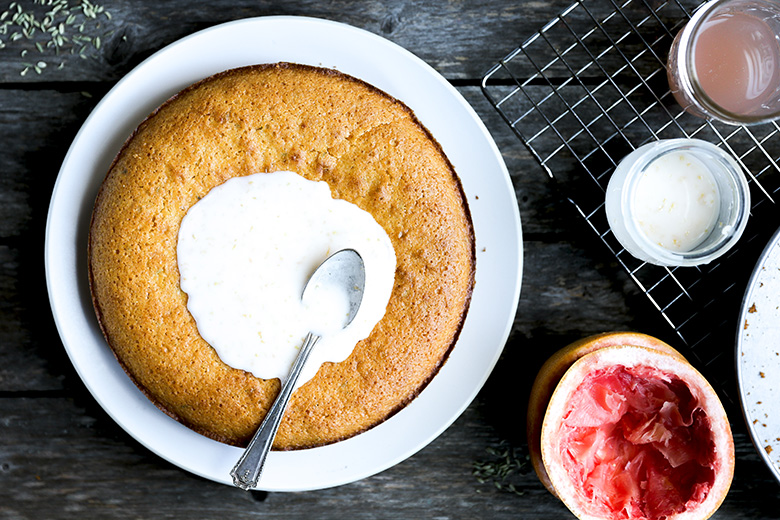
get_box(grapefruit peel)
[529,333,734,520]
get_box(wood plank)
[0,89,99,240]
[0,0,580,83]
[0,244,66,392]
[0,395,777,519]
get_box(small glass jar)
[667,0,780,125]
[605,139,751,267]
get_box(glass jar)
[667,0,780,125]
[605,139,751,266]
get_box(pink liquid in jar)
[693,11,780,116]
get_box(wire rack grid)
[482,0,780,403]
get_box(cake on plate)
[88,62,475,449]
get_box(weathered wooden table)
[2,0,779,518]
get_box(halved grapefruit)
[528,333,734,520]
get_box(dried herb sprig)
[472,441,530,496]
[0,0,113,75]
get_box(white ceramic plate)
[737,226,780,485]
[44,16,522,491]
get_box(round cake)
[88,62,475,449]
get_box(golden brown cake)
[88,62,475,449]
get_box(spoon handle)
[230,331,321,490]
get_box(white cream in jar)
[605,138,751,267]
[176,171,396,386]
[632,151,720,252]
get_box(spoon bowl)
[302,249,366,335]
[230,249,366,490]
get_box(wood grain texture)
[2,0,779,517]
[0,0,577,83]
[0,397,778,519]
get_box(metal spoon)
[230,248,366,490]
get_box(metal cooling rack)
[482,0,780,404]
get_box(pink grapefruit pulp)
[529,334,734,520]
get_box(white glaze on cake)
[177,171,396,385]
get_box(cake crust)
[88,62,475,449]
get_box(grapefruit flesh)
[535,337,734,520]
[557,364,716,520]
[526,332,687,495]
